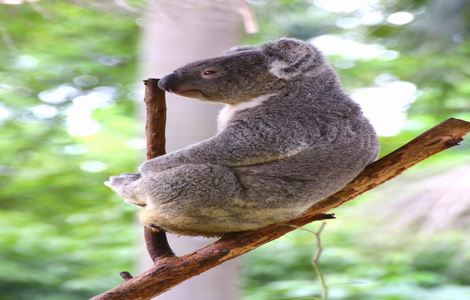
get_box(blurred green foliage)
[243,217,470,300]
[0,2,140,299]
[0,1,469,300]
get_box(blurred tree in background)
[0,1,469,300]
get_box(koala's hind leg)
[138,164,252,236]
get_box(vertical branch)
[144,78,166,159]
[143,78,175,261]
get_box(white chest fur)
[217,94,273,132]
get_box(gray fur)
[105,38,379,236]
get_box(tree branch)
[92,113,470,300]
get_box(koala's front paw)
[104,173,145,207]
[104,173,141,190]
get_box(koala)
[105,38,379,237]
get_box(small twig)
[283,214,335,228]
[312,222,326,263]
[288,222,329,300]
[119,271,133,281]
[312,223,328,300]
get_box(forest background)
[0,0,469,299]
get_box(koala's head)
[158,38,326,104]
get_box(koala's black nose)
[158,73,179,92]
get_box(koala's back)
[230,92,379,222]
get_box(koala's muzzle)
[158,73,180,92]
[158,72,207,100]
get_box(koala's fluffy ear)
[223,46,258,55]
[262,38,325,79]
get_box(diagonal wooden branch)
[92,116,470,300]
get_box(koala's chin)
[174,89,207,100]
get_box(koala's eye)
[202,69,217,76]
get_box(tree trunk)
[138,1,244,299]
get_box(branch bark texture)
[142,79,175,261]
[92,113,470,300]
